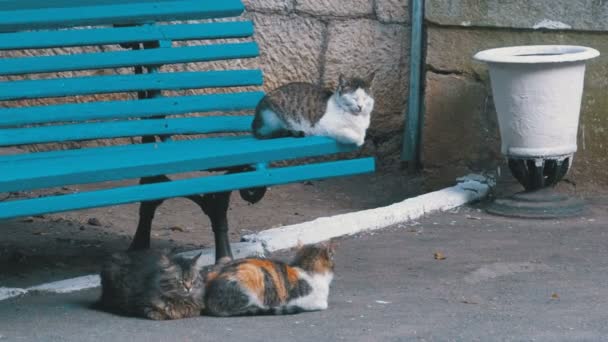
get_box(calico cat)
[202,242,335,317]
[252,74,375,146]
[98,250,206,320]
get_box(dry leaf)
[551,293,559,299]
[169,226,185,232]
[434,252,446,260]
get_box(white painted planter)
[474,45,599,159]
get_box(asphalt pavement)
[1,197,608,342]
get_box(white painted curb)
[0,288,27,301]
[0,275,102,300]
[0,174,490,301]
[28,275,101,294]
[242,174,491,252]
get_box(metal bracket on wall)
[401,0,425,168]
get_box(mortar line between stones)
[425,20,605,34]
[317,21,331,86]
[426,64,483,82]
[372,0,379,20]
[246,7,408,26]
[290,0,297,14]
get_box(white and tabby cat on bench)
[252,74,375,146]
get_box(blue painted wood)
[0,92,265,126]
[0,22,254,50]
[0,0,377,222]
[0,0,245,32]
[0,1,169,10]
[401,0,424,164]
[0,42,259,76]
[0,116,254,146]
[0,136,248,163]
[0,136,362,193]
[0,158,375,220]
[0,70,263,101]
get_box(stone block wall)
[423,0,608,189]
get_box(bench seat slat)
[0,136,360,193]
[0,116,253,146]
[0,92,265,126]
[0,42,259,76]
[0,70,263,101]
[0,158,375,220]
[0,0,245,32]
[0,22,254,50]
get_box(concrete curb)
[28,275,101,294]
[0,288,27,301]
[0,174,491,300]
[242,174,491,252]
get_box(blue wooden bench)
[0,0,375,261]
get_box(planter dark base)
[486,188,585,219]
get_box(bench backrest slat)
[0,0,245,32]
[0,0,261,147]
[0,92,265,127]
[0,22,254,50]
[0,43,258,76]
[0,0,177,11]
[0,116,253,146]
[0,70,263,101]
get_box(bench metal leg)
[129,175,168,250]
[129,198,164,250]
[188,192,233,263]
[129,174,234,262]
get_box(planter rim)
[474,45,600,64]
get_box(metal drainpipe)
[401,0,425,168]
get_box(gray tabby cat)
[252,74,375,146]
[99,250,206,320]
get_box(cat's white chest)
[314,96,372,146]
[285,270,333,312]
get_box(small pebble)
[87,218,102,226]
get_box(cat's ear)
[216,256,232,266]
[191,252,206,269]
[326,239,338,258]
[366,71,376,86]
[158,254,172,268]
[337,73,347,90]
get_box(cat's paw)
[289,130,306,138]
[143,308,168,321]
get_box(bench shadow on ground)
[0,169,424,288]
